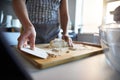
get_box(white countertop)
[18,53,120,80]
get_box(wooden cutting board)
[15,41,103,69]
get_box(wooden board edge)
[35,49,103,69]
[73,41,101,48]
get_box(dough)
[50,38,68,48]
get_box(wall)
[0,0,17,19]
[68,0,76,28]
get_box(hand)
[62,34,73,47]
[17,26,36,50]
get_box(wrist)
[61,32,68,36]
[62,34,70,39]
[23,24,34,30]
[22,20,33,28]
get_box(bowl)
[100,23,120,72]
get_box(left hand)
[62,34,74,47]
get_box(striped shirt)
[26,0,61,24]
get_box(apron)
[34,23,60,44]
[26,0,61,44]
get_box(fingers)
[17,33,30,50]
[67,38,74,47]
[17,26,36,50]
[17,35,26,50]
[62,35,74,47]
[29,36,35,50]
[17,35,35,50]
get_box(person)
[113,5,120,23]
[12,0,73,50]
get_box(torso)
[26,0,61,24]
[26,0,62,44]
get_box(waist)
[31,20,59,24]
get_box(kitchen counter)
[18,53,120,80]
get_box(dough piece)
[52,48,59,52]
[50,38,68,48]
[69,47,77,51]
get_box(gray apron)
[34,23,60,44]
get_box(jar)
[100,23,120,72]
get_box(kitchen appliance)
[6,15,12,28]
[99,23,120,72]
[12,19,21,28]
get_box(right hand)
[62,34,74,47]
[17,26,36,50]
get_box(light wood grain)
[15,42,103,69]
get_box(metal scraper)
[20,46,48,59]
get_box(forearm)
[12,0,33,29]
[60,12,68,35]
[60,0,69,36]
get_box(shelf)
[0,27,20,32]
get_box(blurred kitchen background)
[0,0,119,45]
